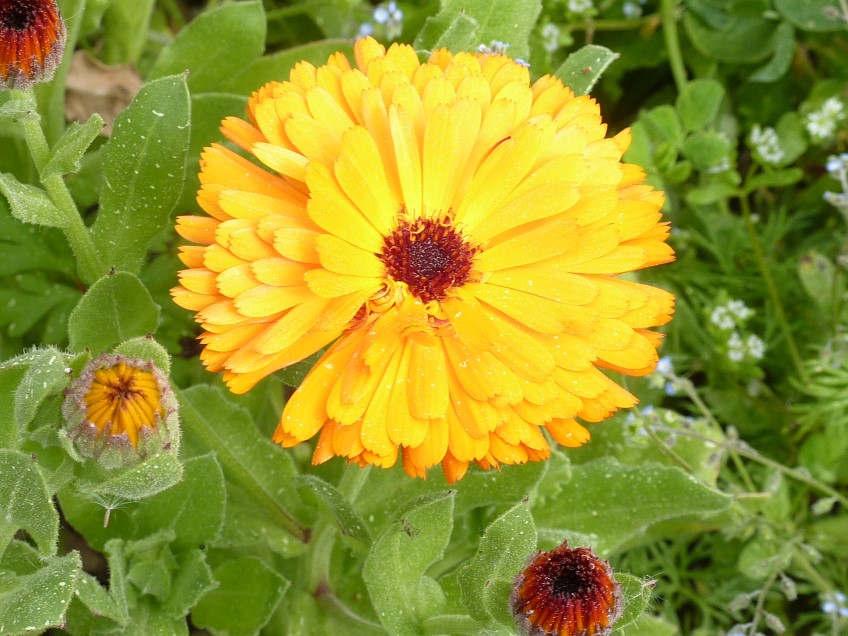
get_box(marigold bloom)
[0,0,66,90]
[510,541,621,636]
[63,354,179,467]
[171,37,675,482]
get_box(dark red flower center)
[0,0,39,30]
[379,215,477,303]
[511,542,621,636]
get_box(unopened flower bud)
[62,354,179,468]
[0,0,67,90]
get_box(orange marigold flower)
[510,541,621,636]
[62,354,179,468]
[0,0,66,90]
[171,37,675,483]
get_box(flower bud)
[62,353,179,469]
[0,0,67,90]
[510,541,621,636]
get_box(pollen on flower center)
[1,3,31,29]
[379,215,477,303]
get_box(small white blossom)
[711,306,735,330]
[656,356,674,375]
[805,97,846,143]
[706,156,732,174]
[541,23,561,53]
[746,334,766,359]
[728,332,746,362]
[622,1,642,18]
[567,0,594,13]
[749,125,784,165]
[727,300,754,321]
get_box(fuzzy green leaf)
[191,557,289,635]
[774,0,844,32]
[81,451,184,501]
[683,11,777,63]
[364,492,455,635]
[42,115,105,178]
[458,503,537,627]
[132,453,226,551]
[750,22,795,83]
[0,365,26,446]
[149,1,266,92]
[414,11,480,55]
[613,573,654,633]
[72,571,129,627]
[0,173,66,229]
[90,75,190,273]
[163,549,217,619]
[555,45,620,96]
[415,0,541,59]
[297,475,371,551]
[0,449,58,559]
[0,552,81,635]
[532,458,730,554]
[13,347,69,431]
[67,271,161,354]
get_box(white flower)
[711,306,735,330]
[541,23,561,53]
[749,125,785,165]
[746,334,766,360]
[806,97,846,143]
[727,300,754,321]
[728,332,746,362]
[567,0,594,13]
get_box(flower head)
[62,354,179,468]
[171,38,674,482]
[0,0,66,90]
[510,541,621,636]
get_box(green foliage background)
[1,0,848,634]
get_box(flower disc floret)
[0,0,66,90]
[171,37,675,482]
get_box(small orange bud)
[510,541,622,636]
[0,0,67,90]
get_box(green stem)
[641,410,696,474]
[38,0,86,145]
[421,614,485,635]
[747,571,777,636]
[175,388,311,544]
[738,191,808,383]
[18,91,106,284]
[660,0,688,92]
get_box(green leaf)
[81,451,184,501]
[67,271,161,354]
[42,115,105,178]
[101,0,155,65]
[133,454,226,551]
[681,130,731,171]
[613,573,654,633]
[676,79,725,131]
[685,183,738,206]
[774,0,844,32]
[415,0,541,60]
[458,503,537,627]
[363,492,455,635]
[150,1,266,93]
[13,347,69,431]
[0,364,27,446]
[191,557,289,635]
[745,168,804,191]
[683,11,778,63]
[126,547,174,600]
[750,22,795,82]
[0,552,81,635]
[178,385,306,536]
[0,173,66,229]
[616,613,678,636]
[297,475,371,551]
[163,549,217,619]
[414,11,480,55]
[555,45,620,96]
[0,449,58,559]
[774,112,807,165]
[218,494,308,559]
[532,458,730,554]
[641,105,684,144]
[219,40,355,95]
[0,97,40,122]
[91,75,190,273]
[72,571,129,626]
